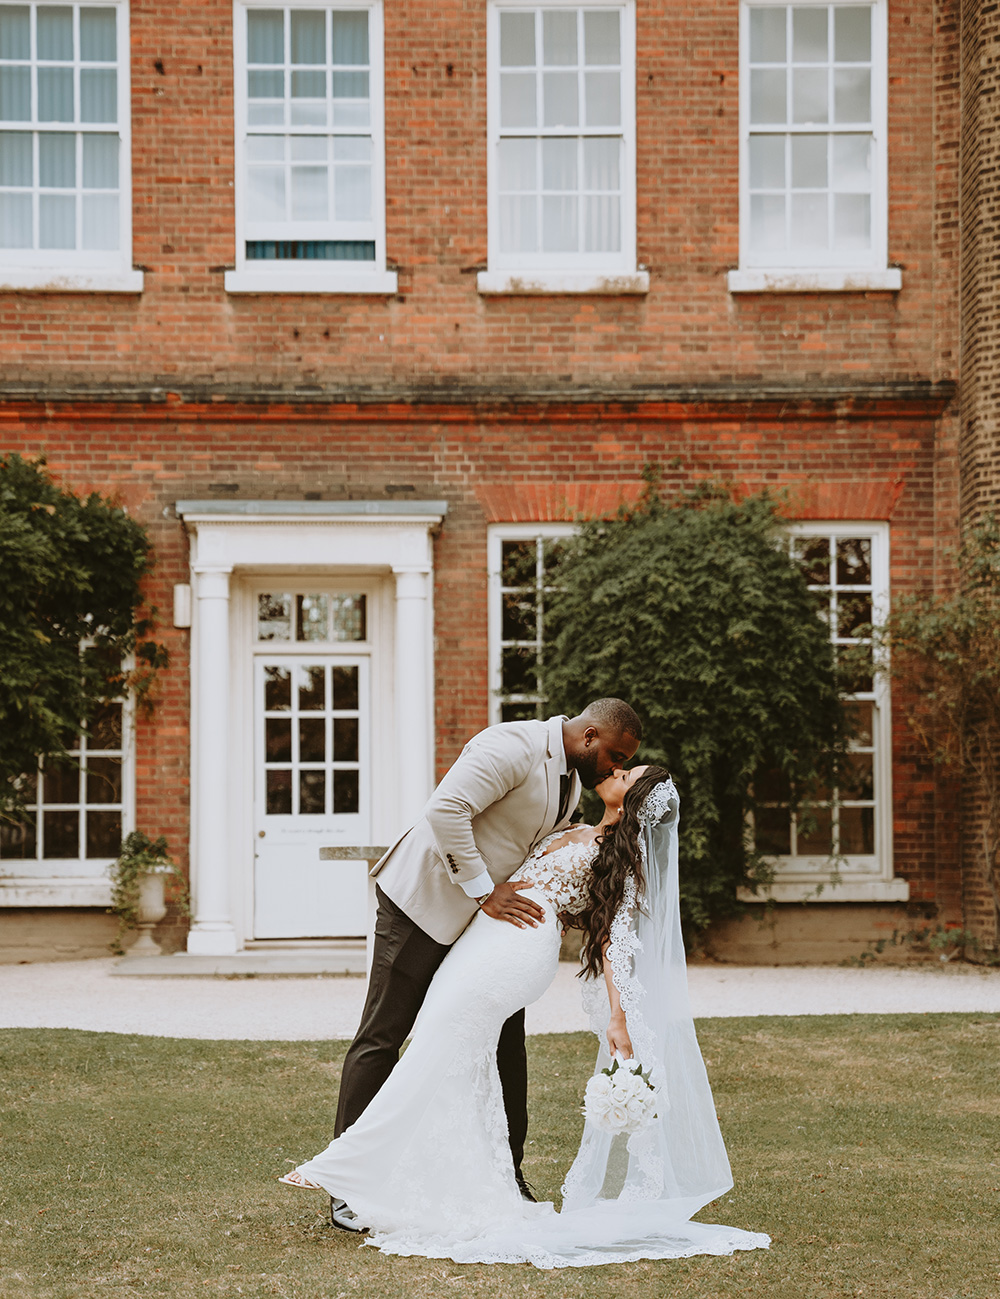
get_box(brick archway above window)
[475,481,645,523]
[737,477,906,521]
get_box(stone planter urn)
[130,865,170,956]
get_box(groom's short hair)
[583,698,643,743]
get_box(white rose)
[587,1073,613,1100]
[607,1104,630,1132]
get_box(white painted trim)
[229,0,390,290]
[484,0,638,280]
[0,877,114,906]
[737,0,891,278]
[477,269,648,296]
[0,268,144,292]
[224,268,397,294]
[727,267,901,293]
[738,877,909,903]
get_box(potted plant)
[108,831,189,956]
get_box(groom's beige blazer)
[371,715,581,945]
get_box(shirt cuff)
[459,871,494,900]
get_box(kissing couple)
[279,699,770,1269]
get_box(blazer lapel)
[540,715,566,836]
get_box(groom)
[329,698,642,1230]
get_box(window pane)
[840,753,874,801]
[248,10,284,63]
[266,769,292,815]
[249,68,284,98]
[299,718,325,762]
[583,136,618,190]
[542,10,577,65]
[832,133,870,189]
[749,134,784,188]
[291,9,325,63]
[82,133,118,187]
[836,537,871,585]
[331,69,368,98]
[331,98,368,128]
[38,67,74,121]
[264,665,292,711]
[755,806,791,855]
[291,165,327,218]
[259,593,292,640]
[86,756,122,804]
[297,664,325,711]
[500,194,537,252]
[796,806,832,855]
[39,194,75,247]
[501,644,538,694]
[43,810,79,858]
[87,701,122,749]
[247,134,284,161]
[502,701,539,723]
[332,595,366,641]
[839,806,874,855]
[299,769,325,814]
[583,193,619,251]
[332,665,359,710]
[833,191,870,249]
[43,762,79,804]
[0,190,31,244]
[750,192,784,250]
[292,68,325,98]
[500,10,535,66]
[792,6,827,61]
[37,5,73,60]
[331,11,368,64]
[266,717,292,762]
[0,130,31,184]
[248,165,286,220]
[85,809,121,858]
[80,8,116,61]
[542,193,577,250]
[0,65,30,119]
[543,71,578,127]
[0,5,29,59]
[833,67,870,122]
[845,700,874,746]
[790,191,827,246]
[793,534,831,583]
[334,164,370,220]
[292,132,330,159]
[837,593,872,638]
[750,68,785,124]
[39,132,75,186]
[333,769,359,814]
[584,70,619,127]
[789,133,825,187]
[332,135,369,160]
[542,136,576,190]
[792,67,828,123]
[0,816,36,859]
[499,136,536,190]
[81,69,117,123]
[501,539,538,585]
[334,717,358,762]
[749,7,785,62]
[296,593,329,640]
[584,10,619,65]
[835,6,871,62]
[502,591,537,641]
[500,71,536,128]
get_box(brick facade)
[1,0,983,959]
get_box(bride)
[280,765,770,1269]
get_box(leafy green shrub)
[0,454,166,821]
[543,482,846,933]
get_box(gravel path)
[1,958,999,1040]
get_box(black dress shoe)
[513,1169,537,1203]
[329,1196,367,1233]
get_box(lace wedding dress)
[295,788,770,1269]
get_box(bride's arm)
[603,945,633,1060]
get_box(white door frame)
[176,500,447,955]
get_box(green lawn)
[1,1016,998,1299]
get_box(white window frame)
[744,520,908,902]
[226,0,396,294]
[0,0,140,292]
[479,0,647,296]
[0,694,136,906]
[487,522,576,724]
[729,0,900,294]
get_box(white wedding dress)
[295,787,770,1269]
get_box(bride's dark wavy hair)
[577,765,672,980]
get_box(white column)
[186,565,239,955]
[392,566,434,829]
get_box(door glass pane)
[333,769,359,814]
[333,717,358,762]
[43,810,79,858]
[299,718,325,762]
[332,665,359,709]
[299,769,325,814]
[264,666,291,710]
[265,717,292,762]
[296,593,329,641]
[266,769,292,815]
[297,664,325,710]
[86,810,121,857]
[259,593,292,640]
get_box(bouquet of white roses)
[582,1054,658,1135]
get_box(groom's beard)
[575,751,605,790]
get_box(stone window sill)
[477,269,650,296]
[225,269,398,295]
[727,268,902,294]
[0,877,113,907]
[737,876,910,904]
[0,268,144,293]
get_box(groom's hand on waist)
[479,881,546,928]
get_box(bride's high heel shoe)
[277,1170,322,1189]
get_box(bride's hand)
[480,880,546,928]
[606,1011,632,1060]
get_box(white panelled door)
[253,639,371,938]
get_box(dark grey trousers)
[333,886,529,1171]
